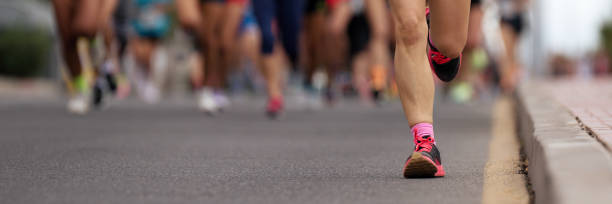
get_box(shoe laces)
[430,50,451,64]
[414,135,434,152]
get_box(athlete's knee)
[394,13,426,47]
[432,33,467,58]
[177,15,205,51]
[178,14,201,32]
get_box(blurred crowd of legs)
[51,0,525,116]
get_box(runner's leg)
[276,0,305,68]
[324,1,351,102]
[390,0,471,178]
[252,0,283,100]
[99,0,118,54]
[176,0,206,88]
[303,1,326,89]
[500,21,520,92]
[389,0,440,178]
[365,0,392,92]
[202,1,225,89]
[221,1,246,73]
[389,0,432,126]
[53,0,103,113]
[52,0,80,78]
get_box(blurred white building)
[527,0,612,75]
[540,0,612,56]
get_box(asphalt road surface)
[0,97,492,203]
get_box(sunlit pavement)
[0,97,492,203]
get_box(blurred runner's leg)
[364,0,392,102]
[218,0,248,109]
[252,0,305,118]
[92,0,119,107]
[199,0,226,114]
[52,0,116,114]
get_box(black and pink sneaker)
[403,135,445,178]
[426,8,461,82]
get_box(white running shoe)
[142,80,161,104]
[198,88,219,114]
[126,53,161,104]
[67,93,90,115]
[214,91,231,110]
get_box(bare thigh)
[52,0,75,44]
[72,0,103,36]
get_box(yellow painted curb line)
[482,95,530,204]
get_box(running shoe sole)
[403,152,444,178]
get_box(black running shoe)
[92,73,118,108]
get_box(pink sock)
[411,123,435,144]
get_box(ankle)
[411,123,436,144]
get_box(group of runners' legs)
[51,0,523,178]
[52,0,120,113]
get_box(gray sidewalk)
[516,80,612,204]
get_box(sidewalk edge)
[515,81,612,204]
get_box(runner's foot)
[266,96,283,119]
[426,8,461,82]
[93,72,118,108]
[214,90,231,112]
[198,87,219,115]
[67,75,90,114]
[403,135,445,178]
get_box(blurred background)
[1,1,611,202]
[0,0,611,107]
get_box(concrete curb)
[515,81,612,204]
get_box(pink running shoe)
[266,97,283,119]
[403,135,445,178]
